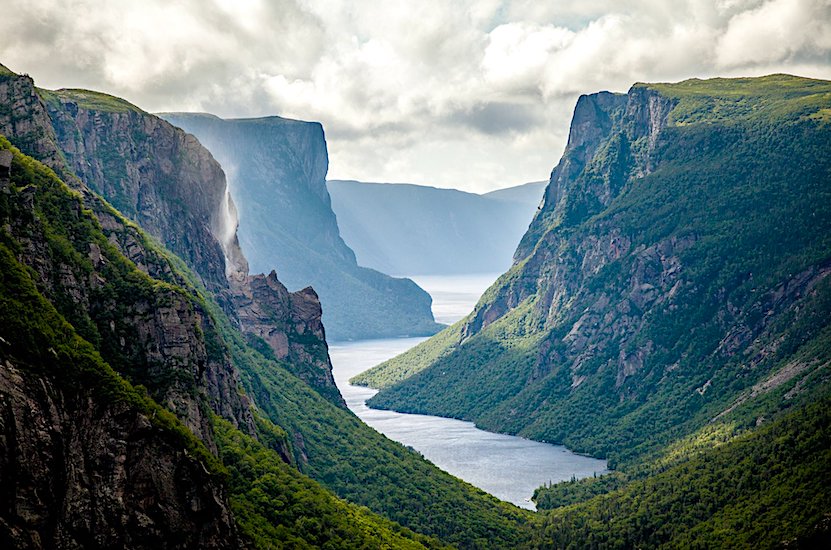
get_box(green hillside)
[532,396,831,548]
[354,73,831,546]
[359,74,831,465]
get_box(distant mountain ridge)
[482,180,547,206]
[328,179,545,275]
[160,113,442,341]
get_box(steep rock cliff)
[42,88,246,291]
[360,75,831,465]
[0,362,241,550]
[233,272,342,405]
[161,113,442,341]
[0,145,243,549]
[0,65,63,168]
[0,132,255,449]
[0,76,342,407]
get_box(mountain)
[482,180,547,207]
[0,64,531,549]
[41,88,247,292]
[0,126,446,550]
[34,87,341,406]
[358,74,831,458]
[327,180,545,275]
[159,113,442,341]
[353,75,831,540]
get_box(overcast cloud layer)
[2,0,831,191]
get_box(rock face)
[0,68,62,168]
[0,363,241,550]
[0,73,257,444]
[232,272,343,405]
[160,113,442,341]
[42,88,247,291]
[362,75,831,463]
[1,80,341,406]
[0,134,244,548]
[327,179,545,275]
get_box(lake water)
[330,273,608,510]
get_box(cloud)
[716,0,831,66]
[2,0,830,191]
[445,101,541,135]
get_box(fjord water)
[330,273,607,510]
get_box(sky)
[2,0,830,193]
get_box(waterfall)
[215,168,249,281]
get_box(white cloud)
[717,0,831,66]
[1,0,830,191]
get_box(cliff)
[233,272,341,404]
[0,137,244,548]
[0,64,530,548]
[327,179,544,275]
[42,88,246,291]
[0,361,240,550]
[8,84,340,406]
[160,113,442,341]
[359,75,831,466]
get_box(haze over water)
[330,273,608,510]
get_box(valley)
[1,9,830,544]
[330,274,607,510]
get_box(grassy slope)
[39,87,145,114]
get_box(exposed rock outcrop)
[0,362,242,550]
[0,67,63,168]
[0,136,256,446]
[232,272,344,406]
[43,89,247,291]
